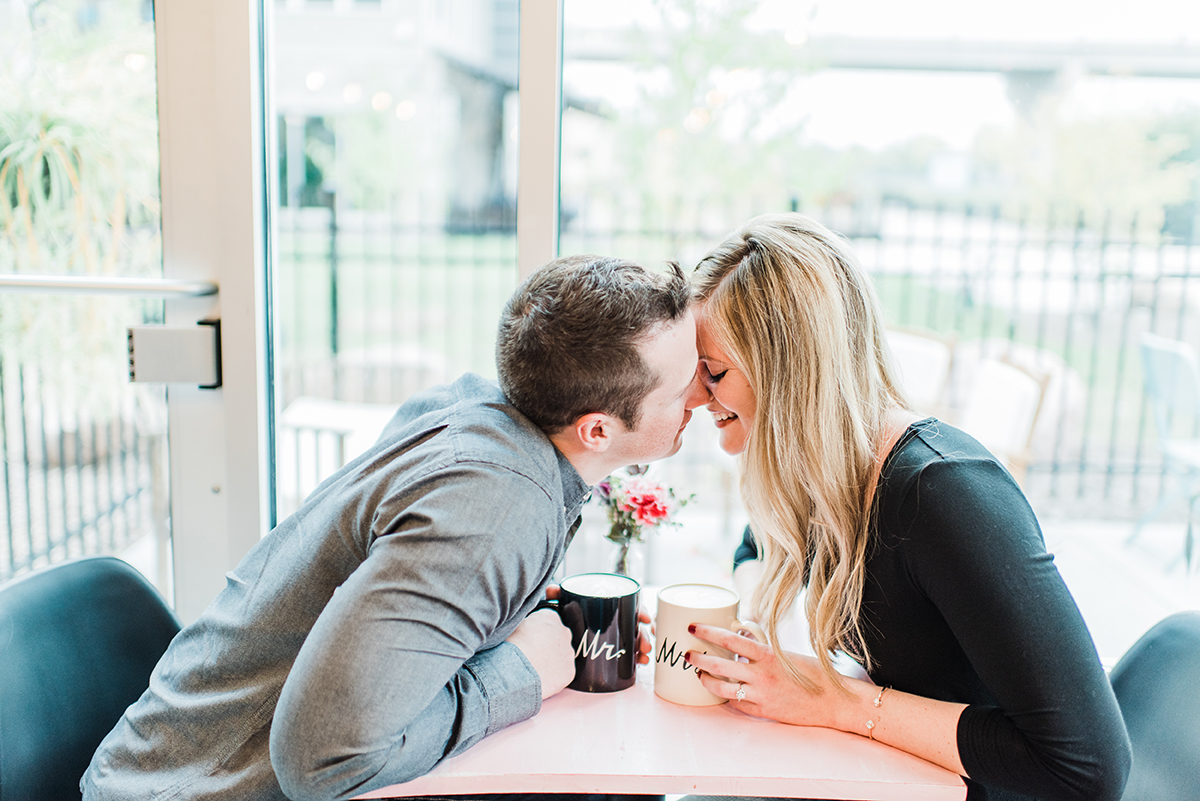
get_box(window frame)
[156,0,563,620]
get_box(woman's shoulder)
[876,418,1028,540]
[882,417,1000,484]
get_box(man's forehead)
[646,314,699,396]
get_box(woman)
[684,213,1130,801]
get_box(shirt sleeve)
[733,524,759,569]
[269,463,560,801]
[902,457,1131,801]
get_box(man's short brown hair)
[496,255,692,433]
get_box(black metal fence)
[274,197,1200,524]
[846,202,1200,521]
[0,357,165,581]
[5,197,1199,582]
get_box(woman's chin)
[717,432,747,456]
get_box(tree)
[0,0,160,402]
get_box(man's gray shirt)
[82,374,591,801]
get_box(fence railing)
[273,198,1200,524]
[0,357,166,581]
[6,197,1198,584]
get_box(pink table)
[355,663,965,800]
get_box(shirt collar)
[555,448,592,515]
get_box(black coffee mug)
[536,572,640,693]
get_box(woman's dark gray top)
[734,419,1131,801]
[83,374,591,801]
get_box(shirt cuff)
[463,641,543,736]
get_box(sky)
[568,0,1200,44]
[564,0,1200,151]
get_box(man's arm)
[505,607,575,699]
[268,465,570,801]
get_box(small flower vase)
[608,527,646,583]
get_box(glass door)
[0,0,170,592]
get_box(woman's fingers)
[685,647,748,683]
[690,622,770,660]
[696,667,749,703]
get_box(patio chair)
[0,556,180,801]
[1129,333,1200,547]
[1109,611,1200,801]
[956,355,1050,487]
[886,327,957,418]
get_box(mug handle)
[533,597,560,614]
[732,618,767,647]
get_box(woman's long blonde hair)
[693,213,910,690]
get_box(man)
[82,255,710,801]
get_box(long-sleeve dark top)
[733,419,1131,801]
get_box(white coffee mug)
[653,582,765,706]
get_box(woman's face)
[696,304,757,456]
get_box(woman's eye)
[702,365,728,385]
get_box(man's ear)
[571,411,618,453]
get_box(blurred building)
[273,0,519,229]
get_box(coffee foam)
[657,583,737,608]
[561,572,639,598]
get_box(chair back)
[0,557,180,801]
[886,328,956,416]
[956,355,1049,486]
[1110,611,1200,801]
[1140,333,1200,456]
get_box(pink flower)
[620,478,673,527]
[595,469,690,551]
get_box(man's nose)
[684,369,713,410]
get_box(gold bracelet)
[866,686,889,740]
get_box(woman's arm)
[687,626,968,776]
[696,454,1130,801]
[896,457,1129,800]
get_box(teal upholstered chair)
[0,557,180,800]
[1110,611,1200,801]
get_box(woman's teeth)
[713,412,737,421]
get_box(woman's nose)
[685,369,713,409]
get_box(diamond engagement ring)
[735,682,746,701]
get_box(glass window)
[0,0,166,590]
[559,0,1200,602]
[269,0,520,516]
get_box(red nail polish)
[688,624,696,634]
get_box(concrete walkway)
[1043,518,1200,665]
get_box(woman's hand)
[687,622,969,777]
[686,623,861,729]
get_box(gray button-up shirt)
[83,374,591,801]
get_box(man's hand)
[636,604,652,665]
[506,605,575,700]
